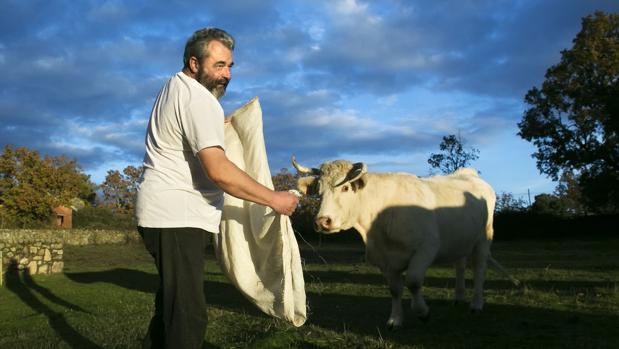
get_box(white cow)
[292,157,519,328]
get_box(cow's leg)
[454,257,467,304]
[382,269,404,329]
[470,242,490,312]
[405,248,437,320]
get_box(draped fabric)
[215,97,307,327]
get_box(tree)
[531,194,568,217]
[518,11,619,213]
[553,171,586,216]
[427,134,480,174]
[271,167,298,192]
[0,145,96,227]
[99,165,144,214]
[495,192,529,214]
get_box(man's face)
[196,40,233,99]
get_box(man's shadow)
[65,267,234,349]
[4,260,99,349]
[66,267,263,317]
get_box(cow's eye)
[341,185,349,192]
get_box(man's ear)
[189,56,200,74]
[297,176,316,195]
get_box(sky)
[1,0,618,202]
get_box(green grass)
[1,238,618,348]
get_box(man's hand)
[270,191,299,216]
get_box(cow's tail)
[488,256,521,287]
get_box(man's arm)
[197,146,298,216]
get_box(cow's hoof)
[453,300,466,306]
[386,319,402,330]
[470,308,482,315]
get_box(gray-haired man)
[136,27,298,349]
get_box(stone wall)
[58,229,142,246]
[0,229,141,280]
[0,230,64,276]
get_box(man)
[135,27,299,349]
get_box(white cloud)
[297,106,415,141]
[34,55,66,70]
[378,94,398,107]
[334,0,368,16]
[307,23,325,41]
[88,1,129,22]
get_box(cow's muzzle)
[315,215,333,232]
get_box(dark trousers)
[138,227,211,349]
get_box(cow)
[292,156,520,328]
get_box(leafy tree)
[272,167,298,192]
[0,145,96,227]
[495,192,529,213]
[427,134,480,174]
[553,171,586,216]
[72,205,137,230]
[518,11,619,213]
[531,194,569,217]
[99,165,144,214]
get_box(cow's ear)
[352,175,366,192]
[297,176,317,195]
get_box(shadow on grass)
[5,261,99,349]
[305,290,619,347]
[65,267,251,348]
[65,268,261,317]
[64,266,619,347]
[301,266,618,293]
[65,267,158,293]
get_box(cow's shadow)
[300,268,616,292]
[302,289,619,347]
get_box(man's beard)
[197,71,229,99]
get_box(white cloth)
[216,97,307,327]
[136,72,225,233]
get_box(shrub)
[72,206,136,230]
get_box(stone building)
[53,206,72,229]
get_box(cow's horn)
[334,162,367,187]
[291,155,321,175]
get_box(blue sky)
[1,0,618,202]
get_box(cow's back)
[363,169,495,267]
[421,169,496,262]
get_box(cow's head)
[292,156,367,233]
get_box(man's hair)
[183,27,235,68]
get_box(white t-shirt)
[135,72,226,233]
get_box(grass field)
[0,237,618,348]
